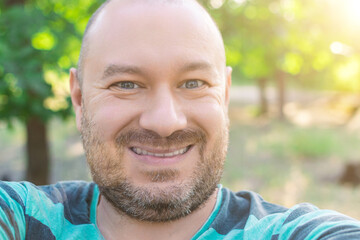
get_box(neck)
[96,188,219,240]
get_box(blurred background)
[1,0,360,218]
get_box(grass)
[222,116,360,219]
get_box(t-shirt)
[1,181,360,239]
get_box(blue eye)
[118,81,139,89]
[181,80,204,89]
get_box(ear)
[69,68,83,131]
[224,66,232,107]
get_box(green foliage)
[0,0,104,124]
[1,0,360,125]
[203,0,360,91]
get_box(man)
[1,0,360,239]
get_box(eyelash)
[112,81,141,90]
[180,80,206,89]
[110,79,207,91]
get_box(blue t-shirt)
[0,181,359,239]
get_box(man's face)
[71,2,231,222]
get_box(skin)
[70,1,232,239]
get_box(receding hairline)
[76,0,225,85]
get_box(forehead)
[83,1,224,80]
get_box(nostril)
[139,108,187,138]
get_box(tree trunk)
[257,77,268,116]
[5,0,25,7]
[5,0,50,185]
[26,117,50,185]
[276,71,286,120]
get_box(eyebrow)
[179,61,214,73]
[102,64,144,80]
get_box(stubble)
[80,105,228,222]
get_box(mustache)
[115,128,206,148]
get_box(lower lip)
[128,146,192,166]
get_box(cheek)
[90,97,142,141]
[187,99,227,137]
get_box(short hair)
[76,0,222,86]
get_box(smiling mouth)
[130,145,191,157]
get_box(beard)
[80,106,229,222]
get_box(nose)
[139,87,187,137]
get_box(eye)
[180,80,205,89]
[116,81,140,89]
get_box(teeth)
[132,146,189,157]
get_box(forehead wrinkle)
[101,61,220,83]
[78,0,226,86]
[82,2,227,88]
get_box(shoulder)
[0,180,97,208]
[275,203,360,239]
[0,181,100,239]
[24,181,98,225]
[210,188,288,236]
[37,181,97,204]
[207,188,360,240]
[0,181,29,206]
